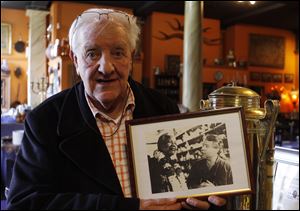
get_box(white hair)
[68,8,140,53]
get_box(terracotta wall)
[143,12,298,113]
[224,24,298,112]
[2,5,298,113]
[144,12,221,88]
[1,8,29,105]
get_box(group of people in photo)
[148,123,233,194]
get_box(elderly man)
[7,8,225,210]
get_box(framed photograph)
[250,72,262,82]
[272,147,299,210]
[165,55,180,74]
[1,73,11,111]
[126,107,253,199]
[284,74,294,83]
[262,72,272,82]
[248,34,285,69]
[1,23,12,55]
[272,73,283,83]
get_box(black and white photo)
[126,107,253,199]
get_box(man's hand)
[181,196,227,210]
[140,198,182,210]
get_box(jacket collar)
[56,78,160,195]
[128,77,157,119]
[57,82,123,195]
[57,82,99,137]
[57,78,146,136]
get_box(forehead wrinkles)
[76,21,130,51]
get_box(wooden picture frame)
[272,147,299,210]
[248,34,285,69]
[250,72,262,82]
[262,72,272,82]
[272,73,283,83]
[165,55,180,74]
[1,23,12,55]
[1,73,11,111]
[126,107,253,199]
[284,74,294,83]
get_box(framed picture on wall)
[284,74,294,83]
[250,72,262,82]
[1,73,11,111]
[1,23,12,55]
[248,34,285,69]
[272,73,283,83]
[126,107,253,200]
[272,147,299,210]
[262,73,272,82]
[165,55,180,74]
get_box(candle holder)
[31,77,53,103]
[289,89,299,120]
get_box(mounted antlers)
[153,18,222,46]
[166,18,184,31]
[153,31,183,40]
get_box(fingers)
[152,197,177,205]
[181,201,204,210]
[140,196,226,210]
[140,198,182,210]
[208,195,227,207]
[161,202,182,210]
[184,198,210,210]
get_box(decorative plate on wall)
[214,71,223,81]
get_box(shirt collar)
[85,83,135,123]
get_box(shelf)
[155,74,179,77]
[156,85,179,88]
[204,65,248,70]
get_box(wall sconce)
[290,89,299,109]
[289,89,298,120]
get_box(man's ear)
[131,50,135,60]
[69,50,78,69]
[129,50,135,77]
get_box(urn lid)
[207,82,265,119]
[209,82,260,98]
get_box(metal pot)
[200,83,266,119]
[200,82,280,210]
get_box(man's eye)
[86,50,99,60]
[115,51,123,56]
[112,49,126,58]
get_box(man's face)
[73,22,132,110]
[201,140,219,159]
[160,139,177,156]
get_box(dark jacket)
[7,78,179,210]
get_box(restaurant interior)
[1,1,299,210]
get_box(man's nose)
[97,54,115,75]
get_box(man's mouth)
[96,78,117,83]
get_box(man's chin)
[96,97,115,106]
[97,93,122,106]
